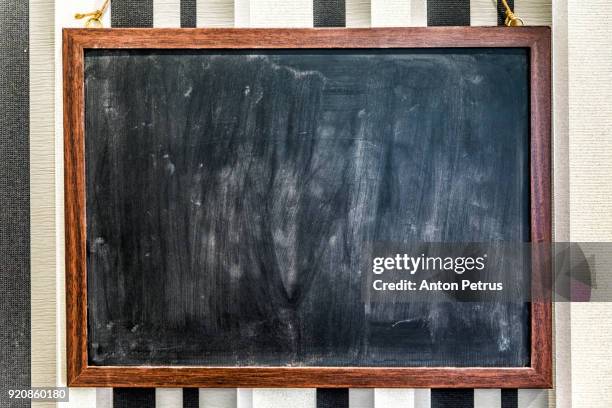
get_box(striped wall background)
[69,2,553,407]
[5,0,574,407]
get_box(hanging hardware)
[75,0,110,28]
[500,0,525,26]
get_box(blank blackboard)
[64,27,552,388]
[84,47,531,367]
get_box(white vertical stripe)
[555,303,572,408]
[250,0,314,27]
[474,389,501,408]
[553,0,570,403]
[55,1,102,408]
[349,389,374,408]
[200,389,238,408]
[102,0,112,27]
[197,0,235,26]
[346,0,371,27]
[518,390,549,408]
[371,0,410,27]
[154,0,182,27]
[572,306,612,407]
[410,0,427,26]
[237,388,253,408]
[31,4,56,408]
[96,388,113,408]
[569,0,612,405]
[59,388,98,408]
[553,0,571,387]
[234,0,251,27]
[470,0,497,26]
[252,389,316,408]
[514,0,552,25]
[374,389,414,408]
[414,389,431,408]
[156,388,183,408]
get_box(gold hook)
[500,0,525,26]
[75,0,110,28]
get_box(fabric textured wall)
[569,0,612,406]
[0,0,30,406]
[10,0,565,407]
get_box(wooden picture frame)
[63,27,552,388]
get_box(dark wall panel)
[109,2,153,404]
[428,0,470,26]
[0,0,30,406]
[317,389,349,408]
[502,389,519,408]
[181,0,197,28]
[183,388,199,408]
[113,388,155,408]
[314,0,345,27]
[431,389,474,408]
[111,0,154,27]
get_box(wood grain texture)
[63,27,552,388]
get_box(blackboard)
[64,28,552,388]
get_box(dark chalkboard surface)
[84,48,531,368]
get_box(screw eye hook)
[75,0,110,28]
[500,0,525,27]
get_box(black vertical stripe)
[313,0,348,400]
[111,0,154,27]
[427,7,473,408]
[313,7,347,408]
[181,0,197,28]
[427,0,470,26]
[183,388,199,408]
[110,3,154,406]
[0,0,30,406]
[317,388,349,408]
[498,0,515,26]
[314,0,346,27]
[313,0,348,403]
[502,389,519,408]
[113,388,156,408]
[431,389,474,408]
